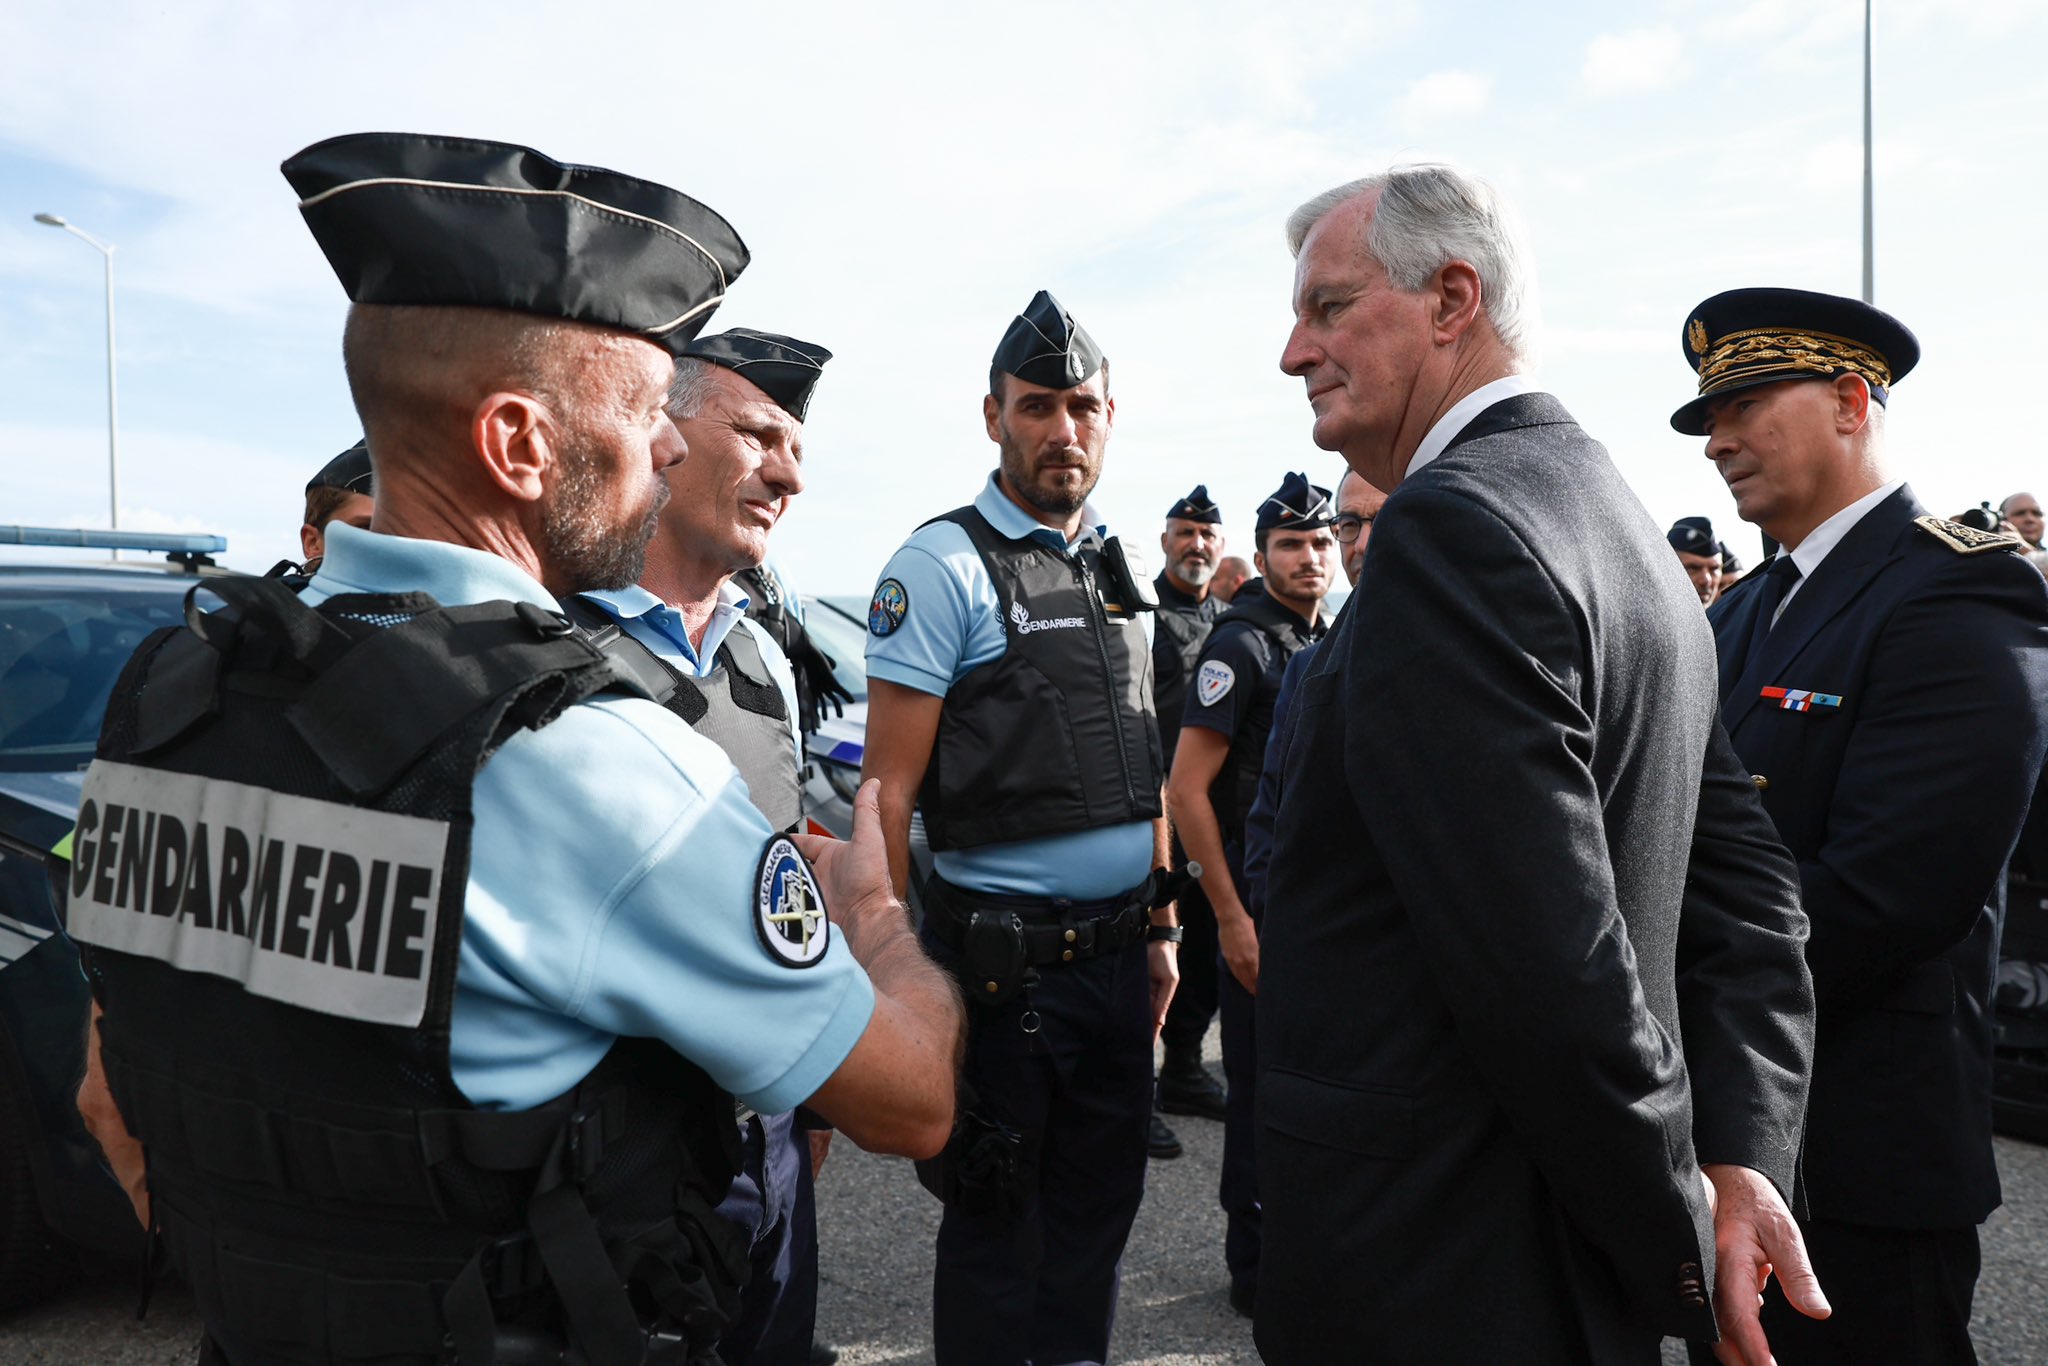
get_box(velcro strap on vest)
[291,602,610,797]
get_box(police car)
[0,527,228,1309]
[799,597,932,900]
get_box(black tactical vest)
[568,598,802,831]
[1206,587,1323,844]
[733,565,851,735]
[1151,572,1219,762]
[71,576,748,1366]
[917,507,1164,852]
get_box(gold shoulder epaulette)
[1913,515,2025,555]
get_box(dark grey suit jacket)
[1255,393,1816,1364]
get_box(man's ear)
[299,524,323,562]
[1253,549,1268,578]
[1832,373,1874,435]
[473,390,553,502]
[983,392,1002,444]
[1431,260,1486,346]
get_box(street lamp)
[34,213,122,546]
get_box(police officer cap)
[1166,484,1223,525]
[306,439,373,495]
[1671,286,1920,436]
[991,289,1104,390]
[1667,516,1719,557]
[681,328,833,422]
[1719,542,1745,576]
[282,132,749,354]
[1256,472,1336,534]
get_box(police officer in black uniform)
[1164,471,1336,1316]
[571,328,838,1366]
[861,291,1180,1366]
[69,132,963,1366]
[1680,287,2048,1363]
[1150,485,1227,1157]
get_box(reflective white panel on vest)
[67,759,449,1027]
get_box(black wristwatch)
[1146,923,1184,944]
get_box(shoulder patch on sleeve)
[755,836,831,968]
[1914,515,2025,556]
[1196,658,1236,706]
[868,578,910,636]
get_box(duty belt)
[924,875,1152,967]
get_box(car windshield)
[0,577,192,771]
[800,597,870,703]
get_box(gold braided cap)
[1694,326,1893,398]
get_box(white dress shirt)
[1404,373,1545,480]
[1773,479,1905,624]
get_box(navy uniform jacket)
[1152,571,1219,762]
[1256,393,1814,1364]
[1708,485,2048,1229]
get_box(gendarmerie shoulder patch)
[1914,515,2024,555]
[869,578,909,637]
[755,836,831,968]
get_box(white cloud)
[1401,70,1490,124]
[1581,27,1687,97]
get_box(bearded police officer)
[1165,471,1337,1316]
[1682,288,2048,1363]
[1151,485,1227,1157]
[70,132,961,1366]
[861,290,1179,1366]
[572,328,837,1366]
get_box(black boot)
[1147,1110,1183,1159]
[1157,1048,1227,1121]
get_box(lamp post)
[1861,0,1875,303]
[34,213,122,545]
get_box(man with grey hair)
[1254,164,1823,1366]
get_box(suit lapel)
[1712,566,1776,702]
[1725,486,1922,730]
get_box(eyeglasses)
[1331,513,1374,544]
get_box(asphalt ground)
[5,1030,2045,1364]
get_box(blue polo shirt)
[579,580,802,772]
[864,473,1156,900]
[304,523,874,1112]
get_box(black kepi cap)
[1256,472,1335,534]
[307,439,373,495]
[1671,287,1919,436]
[1667,516,1719,557]
[1166,484,1223,524]
[682,329,833,422]
[282,132,749,353]
[992,290,1103,390]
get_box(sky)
[4,0,2045,592]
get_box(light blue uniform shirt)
[304,523,874,1112]
[579,580,803,774]
[865,473,1156,900]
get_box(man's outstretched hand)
[1702,1162,1830,1366]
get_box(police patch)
[1197,659,1235,706]
[869,578,909,636]
[755,836,831,969]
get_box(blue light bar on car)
[0,526,228,554]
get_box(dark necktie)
[1744,555,1803,667]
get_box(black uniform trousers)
[922,926,1154,1366]
[715,1110,820,1366]
[1215,847,1260,1291]
[1766,1221,1979,1365]
[1159,868,1217,1059]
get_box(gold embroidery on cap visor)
[1687,318,1708,355]
[1695,328,1893,398]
